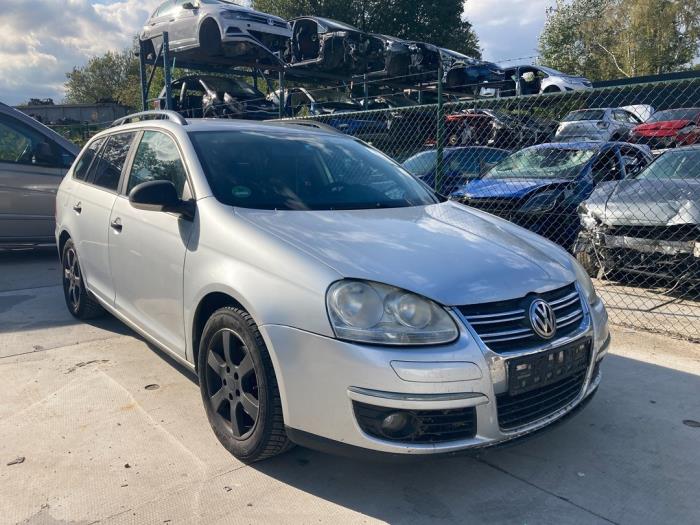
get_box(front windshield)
[564,110,606,121]
[647,108,700,122]
[537,66,565,76]
[402,151,436,177]
[637,149,700,180]
[203,77,261,98]
[483,147,595,179]
[190,131,439,210]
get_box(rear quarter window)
[73,137,105,181]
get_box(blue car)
[451,141,653,249]
[402,146,511,194]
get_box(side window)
[89,132,136,191]
[0,114,69,169]
[154,0,174,17]
[591,150,621,184]
[127,131,188,197]
[619,147,650,177]
[73,137,105,181]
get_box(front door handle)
[73,202,82,214]
[110,218,123,233]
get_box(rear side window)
[89,132,136,191]
[73,138,105,181]
[127,131,188,197]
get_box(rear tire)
[198,307,293,462]
[61,239,104,319]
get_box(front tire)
[61,239,104,319]
[198,307,293,462]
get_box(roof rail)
[112,110,187,127]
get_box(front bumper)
[260,295,609,455]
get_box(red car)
[630,107,700,149]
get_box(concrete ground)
[1,249,699,525]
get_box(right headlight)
[569,255,599,305]
[326,280,459,346]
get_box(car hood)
[460,178,573,199]
[634,120,691,133]
[583,178,700,226]
[236,202,575,306]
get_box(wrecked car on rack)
[575,146,700,282]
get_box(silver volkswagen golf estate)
[55,111,610,461]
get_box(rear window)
[647,108,700,123]
[563,110,606,122]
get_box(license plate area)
[507,339,591,396]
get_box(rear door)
[144,1,176,51]
[0,113,75,244]
[71,132,137,305]
[108,130,194,355]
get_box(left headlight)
[570,255,599,305]
[326,280,459,346]
[520,190,560,214]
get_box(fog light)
[380,411,415,438]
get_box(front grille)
[458,283,584,353]
[496,368,587,430]
[607,224,698,242]
[496,340,591,430]
[461,197,522,218]
[353,402,476,444]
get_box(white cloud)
[464,0,554,65]
[0,0,160,104]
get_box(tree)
[539,0,700,80]
[65,49,144,108]
[253,0,481,56]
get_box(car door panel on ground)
[70,133,137,305]
[0,112,74,243]
[109,130,193,355]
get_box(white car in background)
[555,107,646,142]
[485,65,593,97]
[140,0,291,62]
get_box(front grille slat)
[496,340,591,430]
[459,283,584,353]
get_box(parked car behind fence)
[296,74,700,340]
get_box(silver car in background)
[1,102,78,247]
[55,111,610,462]
[556,107,645,142]
[139,0,290,60]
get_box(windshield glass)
[537,66,565,76]
[564,110,606,121]
[483,147,595,179]
[402,151,436,177]
[647,108,700,122]
[202,77,260,98]
[637,149,700,180]
[190,131,439,210]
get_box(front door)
[169,1,200,49]
[108,130,194,355]
[0,113,74,243]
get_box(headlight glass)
[570,255,599,305]
[520,190,559,214]
[327,280,459,345]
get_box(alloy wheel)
[205,329,260,440]
[63,247,82,311]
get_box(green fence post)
[435,60,445,193]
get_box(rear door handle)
[110,218,123,233]
[72,202,82,214]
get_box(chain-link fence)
[281,75,700,341]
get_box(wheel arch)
[58,229,72,258]
[198,16,223,43]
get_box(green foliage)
[539,0,700,80]
[253,0,480,56]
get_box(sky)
[0,0,553,105]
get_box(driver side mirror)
[129,180,195,219]
[182,2,197,9]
